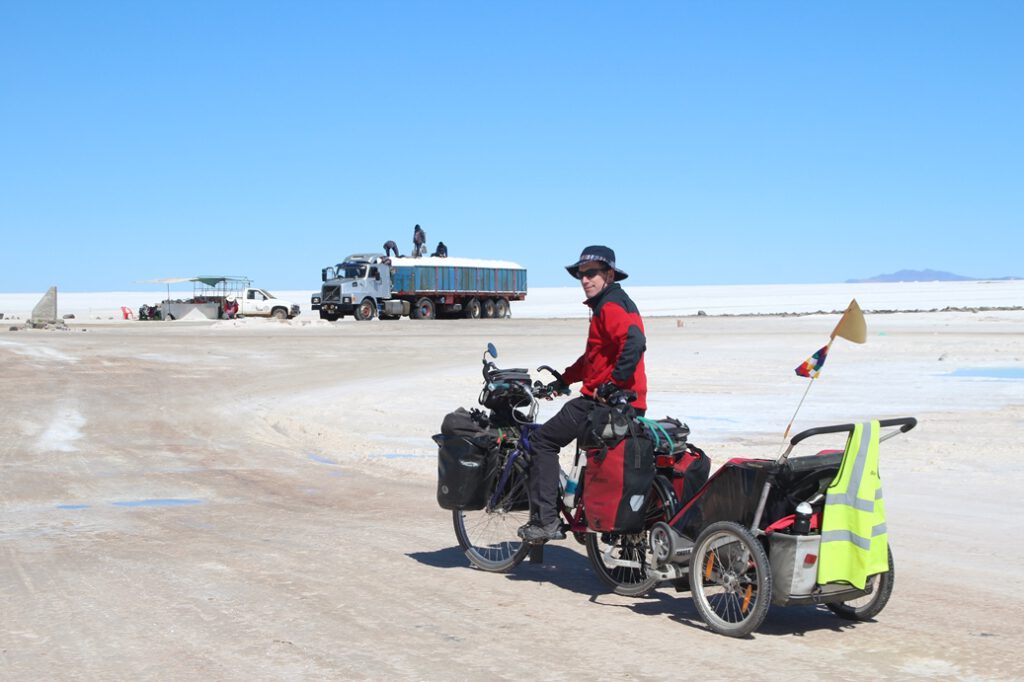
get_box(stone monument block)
[31,286,58,325]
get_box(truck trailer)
[311,254,527,320]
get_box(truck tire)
[464,298,481,319]
[413,298,436,320]
[482,298,496,318]
[271,307,288,320]
[495,298,510,319]
[354,298,376,321]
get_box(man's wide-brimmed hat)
[565,245,629,281]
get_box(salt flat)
[1,310,1022,680]
[2,278,1022,320]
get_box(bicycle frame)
[487,422,590,536]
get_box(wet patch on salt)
[307,453,339,465]
[111,498,203,508]
[949,367,1024,380]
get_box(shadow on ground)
[407,546,877,638]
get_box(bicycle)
[445,343,703,596]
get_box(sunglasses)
[576,266,609,280]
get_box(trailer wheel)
[464,298,481,319]
[482,298,496,318]
[354,298,376,321]
[495,298,510,319]
[413,298,436,320]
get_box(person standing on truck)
[383,240,401,258]
[432,241,448,258]
[413,224,426,258]
[518,245,648,543]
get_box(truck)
[311,254,527,321]
[230,287,302,319]
[152,276,302,320]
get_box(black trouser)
[528,395,646,525]
[528,397,595,525]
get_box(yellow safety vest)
[817,420,889,590]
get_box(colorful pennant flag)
[795,344,830,378]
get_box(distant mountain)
[846,269,1021,283]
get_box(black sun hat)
[565,245,629,281]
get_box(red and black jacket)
[562,282,648,410]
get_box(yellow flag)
[831,299,866,344]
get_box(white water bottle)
[563,462,582,508]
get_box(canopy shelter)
[140,276,251,304]
[139,276,250,321]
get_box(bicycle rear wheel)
[585,476,674,596]
[453,460,532,572]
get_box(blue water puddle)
[948,367,1024,380]
[686,415,740,424]
[307,453,340,466]
[111,498,203,508]
[56,504,90,510]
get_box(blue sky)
[2,2,1021,291]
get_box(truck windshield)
[339,263,367,279]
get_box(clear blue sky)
[2,2,1021,291]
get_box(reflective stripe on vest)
[817,420,889,590]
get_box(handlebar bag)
[583,423,656,533]
[435,408,499,510]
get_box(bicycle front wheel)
[453,464,532,572]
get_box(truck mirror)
[322,268,327,282]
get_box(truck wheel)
[413,298,436,320]
[482,298,496,318]
[271,307,288,320]
[495,299,510,319]
[464,298,481,319]
[354,298,376,321]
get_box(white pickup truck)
[230,287,301,319]
[160,285,301,321]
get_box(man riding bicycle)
[518,245,648,543]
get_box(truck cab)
[312,254,396,321]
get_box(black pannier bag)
[642,416,710,506]
[578,404,632,453]
[582,418,656,533]
[435,408,499,510]
[646,416,690,455]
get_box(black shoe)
[517,519,566,543]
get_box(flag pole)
[779,338,835,454]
